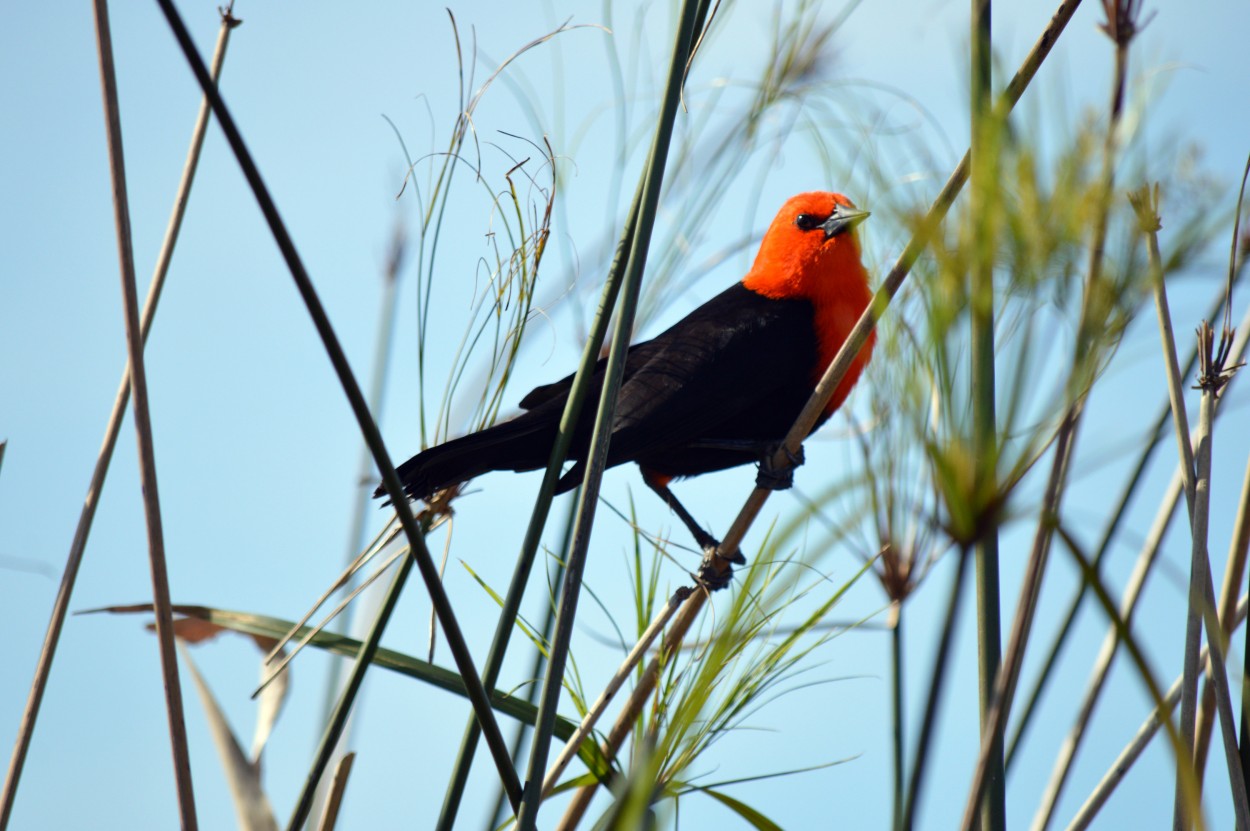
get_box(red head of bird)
[742,191,875,414]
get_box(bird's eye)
[795,213,820,231]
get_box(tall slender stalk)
[307,218,406,830]
[969,2,1006,827]
[1009,289,1230,768]
[437,182,643,831]
[515,6,704,828]
[152,0,521,812]
[962,15,1150,807]
[539,589,687,800]
[1238,455,1250,791]
[1135,179,1247,789]
[1192,492,1250,830]
[902,548,973,830]
[1171,311,1249,830]
[1173,325,1204,815]
[0,11,237,829]
[558,5,1084,823]
[1197,420,1250,779]
[961,399,1082,831]
[1174,383,1215,830]
[485,498,575,831]
[1030,309,1250,831]
[1153,159,1250,830]
[288,548,415,830]
[1135,187,1212,831]
[1064,600,1250,831]
[891,603,905,831]
[93,0,197,826]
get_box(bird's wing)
[518,342,654,410]
[603,283,816,464]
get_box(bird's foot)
[695,538,746,592]
[697,549,738,591]
[756,443,805,491]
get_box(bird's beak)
[822,206,871,239]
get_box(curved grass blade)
[700,790,782,831]
[86,603,611,779]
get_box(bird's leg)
[756,443,805,491]
[641,471,725,554]
[641,470,745,590]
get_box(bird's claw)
[756,443,805,491]
[697,549,739,591]
[695,539,746,592]
[697,562,734,591]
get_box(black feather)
[380,283,820,502]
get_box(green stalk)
[1070,596,1250,830]
[1168,211,1250,829]
[961,401,1082,831]
[435,183,642,830]
[310,220,406,827]
[963,24,1160,812]
[289,548,414,830]
[153,0,522,813]
[1197,417,1250,778]
[485,496,576,831]
[1007,293,1228,768]
[969,2,1005,828]
[1239,458,1250,793]
[901,547,972,830]
[891,603,906,831]
[0,11,237,829]
[1028,309,1250,831]
[514,5,704,827]
[1186,393,1250,829]
[1024,10,1136,826]
[1057,528,1202,828]
[1134,193,1209,831]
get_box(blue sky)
[3,1,1250,829]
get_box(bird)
[378,191,875,586]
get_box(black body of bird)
[376,283,820,503]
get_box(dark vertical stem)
[151,0,521,814]
[486,497,576,831]
[288,550,414,830]
[961,401,1083,831]
[0,11,237,829]
[1230,161,1250,799]
[306,222,405,829]
[514,5,703,827]
[970,1,1006,828]
[93,0,198,826]
[891,603,906,831]
[902,547,972,830]
[1008,289,1230,768]
[436,182,643,831]
[1243,540,1250,795]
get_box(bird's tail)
[375,413,558,503]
